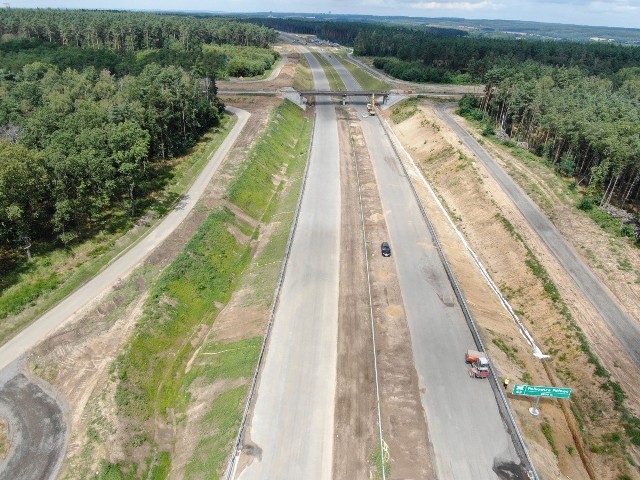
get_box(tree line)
[249,17,640,82]
[0,9,277,51]
[0,38,280,79]
[459,62,640,208]
[247,17,465,45]
[251,16,640,216]
[0,62,224,250]
[357,31,640,79]
[0,10,283,259]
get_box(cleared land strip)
[340,107,435,478]
[435,104,640,368]
[332,108,378,478]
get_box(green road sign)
[512,384,572,399]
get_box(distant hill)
[229,12,640,45]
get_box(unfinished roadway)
[236,46,341,480]
[235,44,527,478]
[323,51,524,478]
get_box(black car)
[381,241,391,257]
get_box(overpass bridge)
[298,90,390,105]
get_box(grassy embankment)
[0,419,7,460]
[335,55,390,91]
[96,99,312,479]
[292,51,313,91]
[310,51,346,91]
[0,116,236,345]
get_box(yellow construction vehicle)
[366,94,376,115]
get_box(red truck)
[465,349,490,379]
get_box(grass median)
[311,51,346,91]
[293,52,313,91]
[336,55,390,91]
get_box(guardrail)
[376,113,541,480]
[222,114,317,480]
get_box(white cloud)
[588,0,639,11]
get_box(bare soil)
[384,100,640,480]
[216,42,299,92]
[332,108,378,479]
[335,107,435,479]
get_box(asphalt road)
[0,374,66,480]
[237,47,341,480]
[436,104,640,368]
[0,107,250,373]
[324,52,522,479]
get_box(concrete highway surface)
[324,52,523,478]
[237,47,341,480]
[436,104,640,368]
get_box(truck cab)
[466,349,490,379]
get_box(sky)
[8,0,640,29]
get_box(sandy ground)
[216,42,299,92]
[332,108,379,478]
[333,107,436,479]
[336,107,436,479]
[385,100,640,480]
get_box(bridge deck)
[298,90,389,96]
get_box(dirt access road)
[0,108,250,374]
[437,103,640,368]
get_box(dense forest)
[252,17,640,82]
[0,10,278,258]
[249,17,465,45]
[364,33,640,80]
[241,12,640,45]
[0,9,276,51]
[458,63,640,208]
